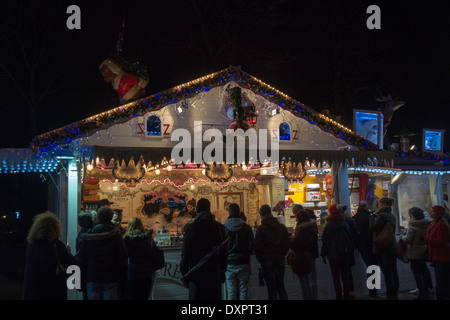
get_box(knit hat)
[432,205,446,217]
[295,210,311,223]
[328,204,341,216]
[327,204,345,221]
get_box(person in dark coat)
[76,211,96,255]
[223,204,255,300]
[290,209,316,300]
[342,205,358,299]
[77,206,128,300]
[255,204,290,300]
[180,198,228,300]
[353,201,380,299]
[75,211,97,300]
[296,205,319,299]
[370,197,399,300]
[123,217,157,300]
[321,204,354,300]
[23,211,76,300]
[422,205,450,300]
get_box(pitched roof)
[31,66,379,152]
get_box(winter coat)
[353,208,373,253]
[401,219,430,260]
[124,231,156,280]
[290,220,316,274]
[255,216,290,262]
[76,212,94,255]
[77,222,128,284]
[308,212,320,259]
[224,217,255,265]
[23,238,76,300]
[180,211,227,285]
[321,214,354,263]
[424,221,450,262]
[370,206,397,254]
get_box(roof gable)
[31,66,379,152]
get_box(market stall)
[28,66,399,298]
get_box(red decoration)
[99,57,149,103]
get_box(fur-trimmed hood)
[295,220,316,233]
[409,219,431,230]
[83,223,120,240]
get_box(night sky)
[1,0,449,151]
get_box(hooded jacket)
[224,217,256,265]
[290,220,316,274]
[76,212,94,255]
[401,219,430,260]
[77,222,128,283]
[255,215,290,262]
[124,231,156,280]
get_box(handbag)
[373,222,395,251]
[397,238,409,263]
[286,250,312,275]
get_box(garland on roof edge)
[31,66,381,152]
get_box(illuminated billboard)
[423,129,445,153]
[353,109,384,148]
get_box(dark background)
[0,0,449,151]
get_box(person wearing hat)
[421,205,450,300]
[320,203,354,300]
[98,198,114,208]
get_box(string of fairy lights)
[30,66,381,152]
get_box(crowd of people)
[21,196,450,301]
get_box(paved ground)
[0,240,434,300]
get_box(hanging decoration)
[112,156,145,182]
[205,163,233,182]
[282,160,306,181]
[99,13,149,104]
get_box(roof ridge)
[31,66,379,152]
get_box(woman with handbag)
[124,217,159,300]
[23,211,76,300]
[289,209,316,300]
[401,207,432,300]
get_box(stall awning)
[90,146,395,167]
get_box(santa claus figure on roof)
[99,56,149,104]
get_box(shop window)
[279,122,291,140]
[147,115,161,136]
